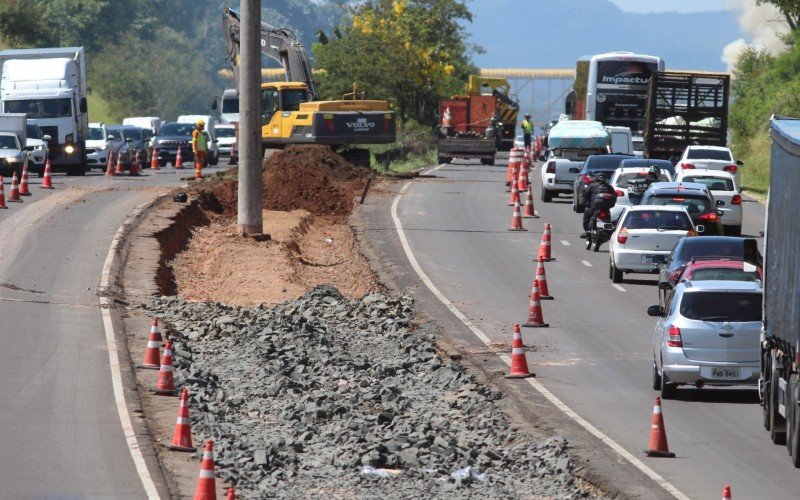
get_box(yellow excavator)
[222,8,396,165]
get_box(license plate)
[711,367,740,379]
[643,254,656,263]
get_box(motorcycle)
[585,193,617,252]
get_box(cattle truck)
[0,47,88,175]
[760,116,800,466]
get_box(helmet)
[647,165,660,178]
[196,119,205,127]
[595,173,607,182]
[525,114,531,119]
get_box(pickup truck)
[540,120,609,202]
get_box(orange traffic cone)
[508,165,520,205]
[507,147,523,188]
[175,145,184,169]
[508,200,526,231]
[0,176,8,209]
[517,161,528,192]
[106,149,115,176]
[19,158,31,196]
[130,150,141,176]
[154,340,176,396]
[522,188,538,218]
[523,280,549,328]
[115,149,125,174]
[140,318,162,369]
[226,488,235,500]
[537,223,554,261]
[150,147,160,170]
[8,172,22,202]
[168,388,197,452]
[535,257,553,299]
[506,323,534,378]
[722,485,731,500]
[194,440,217,500]
[229,142,238,165]
[644,396,675,457]
[41,159,54,189]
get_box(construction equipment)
[465,76,519,151]
[222,8,396,166]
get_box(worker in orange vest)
[192,119,207,180]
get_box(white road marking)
[612,284,627,292]
[101,199,161,500]
[561,240,570,246]
[391,182,688,500]
[581,260,592,267]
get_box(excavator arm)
[223,7,319,100]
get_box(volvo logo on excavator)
[346,117,375,132]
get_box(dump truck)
[437,95,498,165]
[760,116,800,466]
[643,71,729,160]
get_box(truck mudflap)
[291,111,396,145]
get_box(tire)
[480,158,495,165]
[585,233,593,250]
[611,260,623,283]
[729,225,742,236]
[770,353,787,445]
[652,358,662,391]
[572,194,578,212]
[437,155,447,165]
[66,165,85,176]
[541,188,553,203]
[593,234,602,252]
[660,366,677,399]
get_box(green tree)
[758,0,800,30]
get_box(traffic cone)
[140,318,162,370]
[105,149,115,176]
[522,188,538,218]
[506,323,534,378]
[508,200,526,231]
[168,388,197,452]
[150,146,160,170]
[41,159,54,189]
[19,158,31,196]
[130,150,141,176]
[0,176,8,209]
[537,223,554,261]
[522,280,549,328]
[644,396,676,457]
[8,172,22,202]
[226,488,236,500]
[517,160,528,192]
[154,340,176,396]
[229,142,238,165]
[115,149,125,174]
[535,257,553,299]
[175,145,184,169]
[194,440,217,500]
[508,166,520,205]
[722,485,731,500]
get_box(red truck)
[437,95,498,165]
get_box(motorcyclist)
[580,172,616,238]
[628,165,661,205]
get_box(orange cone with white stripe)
[508,200,526,231]
[0,176,8,209]
[8,172,22,202]
[168,388,196,452]
[19,158,31,196]
[150,147,160,170]
[644,396,675,457]
[522,280,549,328]
[722,485,731,500]
[105,149,115,176]
[517,160,528,192]
[507,148,523,187]
[175,145,184,169]
[194,440,217,500]
[537,223,554,261]
[522,188,538,218]
[154,340,176,396]
[140,318,162,369]
[115,149,125,174]
[130,150,141,176]
[41,159,54,189]
[508,164,520,205]
[535,257,553,299]
[506,323,534,378]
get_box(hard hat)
[196,119,205,126]
[525,114,531,118]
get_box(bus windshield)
[594,59,658,132]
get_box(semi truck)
[437,95,498,165]
[0,47,88,176]
[760,116,800,466]
[643,71,729,161]
[0,113,29,177]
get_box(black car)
[617,158,676,178]
[572,153,632,212]
[107,125,151,170]
[640,182,724,236]
[659,236,762,287]
[152,122,214,167]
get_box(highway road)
[389,158,794,498]
[0,165,225,497]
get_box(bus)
[565,52,664,133]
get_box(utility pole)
[238,0,264,235]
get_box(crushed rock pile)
[146,286,591,498]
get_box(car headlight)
[65,144,75,154]
[7,157,19,163]
[98,144,107,151]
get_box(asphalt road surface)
[0,163,227,497]
[391,158,794,499]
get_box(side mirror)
[696,224,705,233]
[43,134,52,141]
[658,281,673,290]
[107,135,115,141]
[716,199,724,206]
[736,160,743,166]
[211,99,218,111]
[79,97,87,113]
[647,305,664,317]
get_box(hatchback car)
[649,280,762,399]
[609,206,697,283]
[674,169,742,235]
[640,182,724,236]
[572,153,632,212]
[675,145,742,184]
[609,167,673,222]
[659,236,762,287]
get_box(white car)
[674,169,742,235]
[609,167,673,222]
[609,205,699,283]
[25,122,49,169]
[86,122,110,169]
[632,135,644,158]
[675,145,742,184]
[216,124,236,157]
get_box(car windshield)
[124,128,144,140]
[679,291,761,322]
[88,127,105,140]
[615,172,671,187]
[5,98,72,118]
[216,128,236,138]
[584,155,627,171]
[620,159,675,175]
[677,239,743,262]
[0,135,19,149]
[686,149,732,161]
[26,124,43,139]
[689,268,760,282]
[632,139,644,152]
[622,210,692,230]
[107,127,125,141]
[222,97,239,114]
[159,123,195,136]
[649,195,712,214]
[681,176,734,191]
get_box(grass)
[88,93,115,124]
[736,132,771,196]
[372,149,437,174]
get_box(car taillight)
[598,210,609,219]
[723,164,738,174]
[615,189,625,197]
[617,227,628,244]
[546,161,556,174]
[582,174,592,184]
[731,194,742,205]
[670,269,683,282]
[672,197,685,202]
[667,325,683,347]
[698,211,719,222]
[681,162,695,169]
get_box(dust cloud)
[722,0,789,71]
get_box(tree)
[758,0,800,30]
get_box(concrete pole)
[238,0,264,235]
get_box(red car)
[675,258,762,284]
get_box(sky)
[607,0,730,12]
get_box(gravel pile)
[146,286,590,498]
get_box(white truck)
[0,112,29,177]
[122,116,161,134]
[0,47,88,176]
[213,88,239,124]
[540,120,610,202]
[176,115,219,165]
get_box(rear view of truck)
[760,116,800,466]
[437,95,497,165]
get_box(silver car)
[649,280,762,399]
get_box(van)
[122,116,161,134]
[605,126,633,155]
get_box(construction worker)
[192,119,207,180]
[521,114,534,153]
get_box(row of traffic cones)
[0,159,53,209]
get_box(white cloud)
[722,0,789,71]
[608,0,730,13]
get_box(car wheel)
[572,194,578,212]
[541,188,552,203]
[611,260,623,283]
[652,359,662,391]
[660,366,677,399]
[770,353,787,445]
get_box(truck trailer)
[437,95,498,165]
